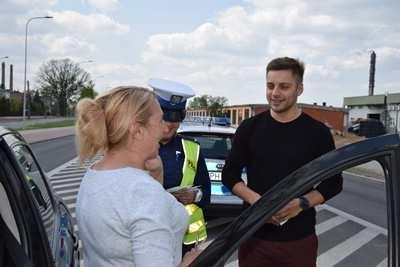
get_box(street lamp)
[23,16,53,121]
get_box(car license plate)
[209,171,222,181]
[211,183,232,196]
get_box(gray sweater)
[76,167,189,267]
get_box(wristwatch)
[298,196,310,211]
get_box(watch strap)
[299,196,310,210]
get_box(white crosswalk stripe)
[317,228,381,266]
[48,157,389,267]
[316,216,347,235]
[376,258,387,267]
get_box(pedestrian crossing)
[47,157,389,267]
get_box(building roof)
[343,93,400,106]
[343,95,386,106]
[387,93,400,104]
[298,103,347,112]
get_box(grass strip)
[16,119,75,130]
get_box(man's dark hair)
[266,57,305,83]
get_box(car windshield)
[180,132,233,159]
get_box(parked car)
[190,133,400,266]
[178,123,245,218]
[0,127,79,267]
[348,118,386,138]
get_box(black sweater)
[222,111,343,241]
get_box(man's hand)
[269,198,302,225]
[172,189,196,205]
[144,156,163,184]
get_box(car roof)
[178,123,236,135]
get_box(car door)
[2,132,79,267]
[190,133,400,267]
[0,133,48,266]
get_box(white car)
[178,123,246,218]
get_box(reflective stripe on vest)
[180,139,207,245]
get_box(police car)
[178,119,246,218]
[0,127,79,266]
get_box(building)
[187,103,347,133]
[343,93,400,133]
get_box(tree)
[208,96,228,116]
[36,59,92,116]
[10,96,22,116]
[189,95,209,109]
[79,81,97,99]
[30,90,46,115]
[188,94,228,116]
[0,97,10,116]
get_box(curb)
[343,171,385,183]
[28,134,75,145]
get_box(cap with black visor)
[148,78,195,123]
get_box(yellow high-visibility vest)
[181,139,207,245]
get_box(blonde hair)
[75,86,155,162]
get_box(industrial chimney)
[9,64,13,91]
[368,50,376,96]
[1,62,5,90]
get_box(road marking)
[321,204,387,235]
[56,188,79,196]
[52,181,82,190]
[317,228,380,266]
[316,216,347,235]
[376,258,387,267]
[62,195,77,201]
[46,156,79,176]
[51,177,82,185]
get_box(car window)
[181,133,233,159]
[313,160,387,267]
[11,145,55,247]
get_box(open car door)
[190,133,400,267]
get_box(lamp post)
[23,16,53,120]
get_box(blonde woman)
[75,86,198,267]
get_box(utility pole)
[368,51,376,96]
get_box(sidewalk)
[19,126,75,144]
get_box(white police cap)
[148,78,195,110]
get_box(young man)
[222,57,343,267]
[148,78,211,254]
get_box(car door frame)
[190,133,400,267]
[1,131,57,266]
[0,133,52,266]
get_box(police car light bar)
[184,116,231,127]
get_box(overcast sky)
[1,0,399,107]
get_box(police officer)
[149,78,211,254]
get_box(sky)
[1,0,399,107]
